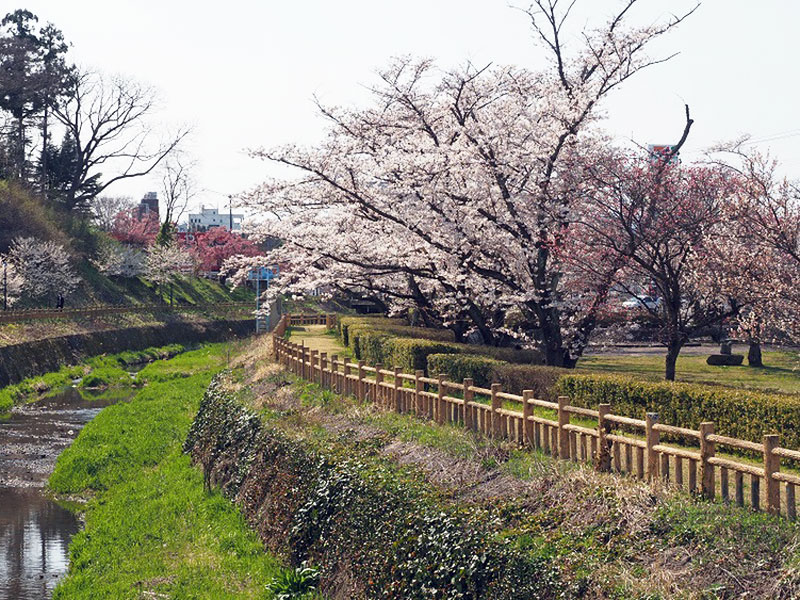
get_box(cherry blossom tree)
[701,147,800,363]
[5,236,79,305]
[109,208,159,247]
[93,242,146,278]
[0,256,24,308]
[242,1,696,365]
[192,227,259,273]
[577,151,747,380]
[145,242,196,302]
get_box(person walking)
[56,293,64,311]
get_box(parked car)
[621,295,661,311]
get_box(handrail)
[273,313,800,521]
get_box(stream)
[0,385,133,599]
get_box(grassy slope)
[251,363,800,599]
[49,344,288,599]
[72,262,253,306]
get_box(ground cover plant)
[48,343,292,599]
[206,336,800,598]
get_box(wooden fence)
[0,302,252,325]
[273,314,800,521]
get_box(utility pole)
[228,195,233,231]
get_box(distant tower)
[138,192,159,218]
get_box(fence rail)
[273,313,800,521]
[0,302,252,324]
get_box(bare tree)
[90,195,134,231]
[160,153,196,225]
[51,69,188,212]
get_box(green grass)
[265,372,800,599]
[288,325,351,358]
[49,343,290,599]
[72,262,253,307]
[0,343,190,415]
[577,350,800,395]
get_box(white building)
[187,206,244,232]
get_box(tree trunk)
[664,339,684,381]
[748,341,763,367]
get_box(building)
[138,191,159,218]
[187,206,244,232]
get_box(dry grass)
[238,342,800,599]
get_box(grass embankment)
[225,337,800,599]
[49,344,291,599]
[0,343,186,414]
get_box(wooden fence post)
[375,364,384,407]
[699,422,716,500]
[309,349,318,383]
[490,383,502,438]
[343,360,351,396]
[463,378,474,431]
[597,403,612,472]
[331,355,338,393]
[557,396,570,460]
[436,374,445,425]
[764,434,780,515]
[320,352,327,387]
[520,390,533,447]
[415,370,424,416]
[273,335,279,360]
[357,361,365,401]
[393,367,402,412]
[646,413,659,482]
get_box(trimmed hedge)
[427,353,568,401]
[557,373,800,449]
[338,316,544,373]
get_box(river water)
[0,386,129,599]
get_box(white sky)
[18,0,800,218]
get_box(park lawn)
[49,344,291,599]
[291,324,800,395]
[288,325,351,358]
[577,350,800,395]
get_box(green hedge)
[427,353,568,400]
[557,374,800,449]
[338,316,544,373]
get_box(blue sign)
[247,265,278,281]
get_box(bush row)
[556,374,800,449]
[427,353,800,446]
[337,316,544,373]
[427,353,568,400]
[185,378,562,599]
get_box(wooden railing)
[272,314,800,520]
[0,302,252,324]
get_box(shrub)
[556,373,800,448]
[428,353,568,400]
[339,316,544,373]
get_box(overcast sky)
[18,0,800,217]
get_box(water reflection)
[0,488,78,600]
[0,385,132,599]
